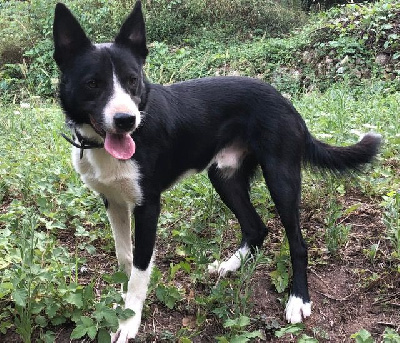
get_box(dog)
[53,2,381,341]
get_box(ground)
[1,186,399,343]
[123,189,399,342]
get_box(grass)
[0,79,399,341]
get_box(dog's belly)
[72,147,142,205]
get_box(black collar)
[60,128,103,159]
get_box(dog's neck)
[60,124,104,159]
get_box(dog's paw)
[208,246,250,277]
[207,259,239,277]
[207,256,241,277]
[111,315,141,343]
[285,295,312,323]
[207,259,220,274]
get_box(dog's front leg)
[107,201,134,278]
[112,196,160,343]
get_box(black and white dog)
[53,2,381,341]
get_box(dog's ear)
[115,1,148,61]
[53,3,92,69]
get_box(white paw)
[111,315,141,343]
[285,295,312,323]
[207,260,220,274]
[208,246,250,277]
[217,257,241,276]
[207,259,240,277]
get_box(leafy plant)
[383,327,400,343]
[352,327,400,343]
[155,283,184,310]
[298,334,319,343]
[351,328,374,343]
[382,190,400,258]
[323,200,352,255]
[270,236,290,293]
[275,323,305,338]
[217,315,263,343]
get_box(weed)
[144,0,306,44]
[363,242,380,264]
[217,315,263,342]
[233,250,269,317]
[323,197,351,255]
[275,323,305,338]
[383,328,400,343]
[200,251,267,342]
[270,236,291,293]
[350,327,400,343]
[155,283,184,310]
[351,328,374,343]
[382,190,400,258]
[275,323,319,342]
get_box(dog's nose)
[114,113,136,132]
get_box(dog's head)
[53,1,148,159]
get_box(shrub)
[144,0,307,43]
[0,0,307,101]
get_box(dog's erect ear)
[115,1,148,60]
[53,3,92,69]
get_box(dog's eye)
[128,76,138,88]
[86,80,98,89]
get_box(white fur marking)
[112,259,154,342]
[72,124,142,205]
[208,245,250,276]
[213,143,247,178]
[95,43,112,49]
[285,295,312,323]
[107,201,133,277]
[104,73,141,132]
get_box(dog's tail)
[303,131,382,172]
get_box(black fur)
[53,0,381,329]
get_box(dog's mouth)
[89,115,136,160]
[104,132,136,160]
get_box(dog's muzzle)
[114,112,136,133]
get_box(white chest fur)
[72,146,142,206]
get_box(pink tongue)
[104,133,136,160]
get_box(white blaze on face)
[103,72,141,133]
[102,72,141,160]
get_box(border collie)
[53,2,381,341]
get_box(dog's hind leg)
[111,195,160,343]
[207,157,267,276]
[259,156,311,324]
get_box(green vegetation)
[1,0,399,341]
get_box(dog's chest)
[72,147,142,205]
